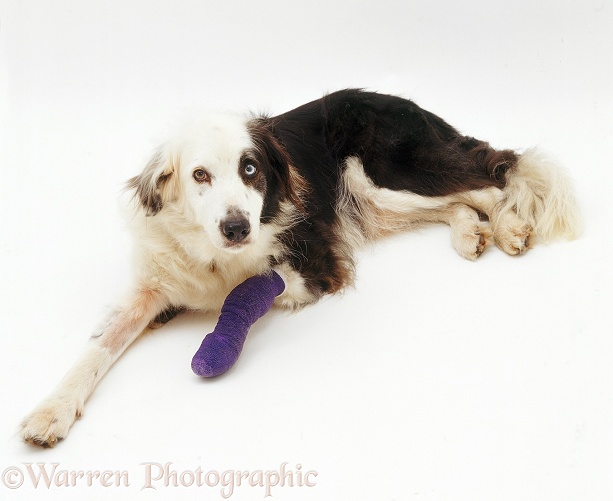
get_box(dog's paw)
[21,397,83,448]
[451,223,492,260]
[494,213,532,255]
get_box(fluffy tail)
[500,148,581,242]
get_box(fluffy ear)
[248,119,302,209]
[126,147,179,216]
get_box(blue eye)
[244,164,257,177]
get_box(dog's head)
[127,113,295,252]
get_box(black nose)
[221,217,251,243]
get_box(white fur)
[158,113,264,252]
[21,116,580,447]
[21,114,311,447]
[497,148,582,243]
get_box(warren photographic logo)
[2,462,318,498]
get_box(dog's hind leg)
[447,204,492,260]
[21,284,168,447]
[340,157,494,260]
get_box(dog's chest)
[154,247,271,312]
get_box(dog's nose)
[220,217,251,243]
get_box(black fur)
[247,122,299,224]
[255,89,518,296]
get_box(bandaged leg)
[191,271,285,377]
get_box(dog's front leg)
[21,285,167,447]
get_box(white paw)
[21,397,83,448]
[494,213,532,255]
[451,223,492,260]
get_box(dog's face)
[177,114,266,252]
[128,114,294,253]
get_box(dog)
[21,89,580,447]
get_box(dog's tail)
[500,148,581,242]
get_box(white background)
[1,0,612,499]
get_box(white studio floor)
[1,1,612,500]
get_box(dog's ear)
[126,147,179,216]
[248,119,302,209]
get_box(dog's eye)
[244,164,257,177]
[193,168,210,183]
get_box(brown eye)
[193,168,209,183]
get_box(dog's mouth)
[220,237,252,252]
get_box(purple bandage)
[191,271,285,377]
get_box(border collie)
[21,89,580,447]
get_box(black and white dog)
[22,89,580,447]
